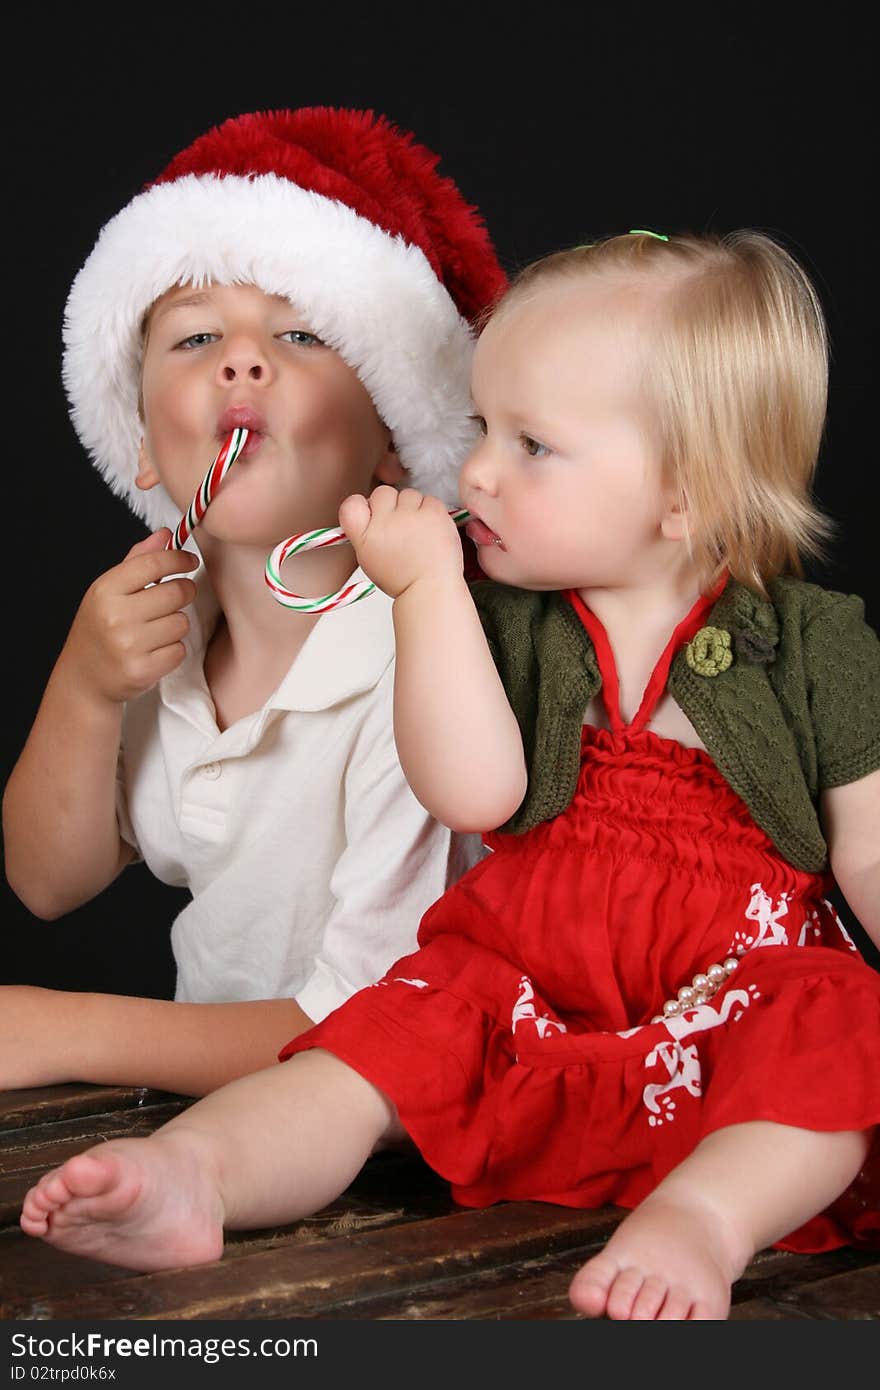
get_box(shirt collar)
[162,561,394,718]
[270,565,394,711]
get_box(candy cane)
[165,428,249,552]
[166,429,468,614]
[266,509,471,613]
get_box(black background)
[3,6,876,996]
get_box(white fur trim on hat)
[63,174,478,531]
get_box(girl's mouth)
[465,517,504,549]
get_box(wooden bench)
[1,1084,877,1321]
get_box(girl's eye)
[280,329,323,346]
[468,414,488,435]
[521,435,549,458]
[176,332,218,350]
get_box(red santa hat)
[63,107,508,531]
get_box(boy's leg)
[569,1121,871,1321]
[20,1049,398,1272]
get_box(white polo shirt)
[117,567,480,1019]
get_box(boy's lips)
[465,516,504,549]
[218,406,267,437]
[218,406,267,459]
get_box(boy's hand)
[58,530,200,705]
[339,487,463,599]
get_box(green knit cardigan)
[470,576,880,872]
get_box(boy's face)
[459,276,684,593]
[137,283,400,545]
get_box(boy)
[2,106,506,1096]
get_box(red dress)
[281,589,880,1251]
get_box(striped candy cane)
[266,509,471,614]
[166,428,249,552]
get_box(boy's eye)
[176,332,219,350]
[468,414,488,435]
[521,434,549,458]
[280,329,324,346]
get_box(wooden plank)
[308,1238,606,1319]
[729,1298,807,1320]
[3,1176,876,1321]
[2,1086,876,1322]
[731,1244,879,1299]
[727,1251,880,1321]
[278,1235,880,1322]
[0,1228,126,1300]
[7,1210,875,1323]
[0,1086,189,1130]
[730,1269,880,1321]
[0,1203,623,1321]
[772,1265,880,1319]
[0,1152,458,1303]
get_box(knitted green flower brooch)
[686,594,780,676]
[686,626,733,676]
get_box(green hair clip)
[628,229,669,241]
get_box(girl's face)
[461,276,684,593]
[138,283,400,546]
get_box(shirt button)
[201,762,221,780]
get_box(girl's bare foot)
[19,1133,225,1272]
[569,1194,740,1320]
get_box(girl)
[1,106,505,1096]
[20,230,879,1321]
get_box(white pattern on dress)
[642,988,751,1126]
[729,882,791,954]
[512,976,568,1041]
[371,977,430,989]
[820,898,859,952]
[797,909,825,947]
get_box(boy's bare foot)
[19,1133,225,1272]
[568,1193,739,1320]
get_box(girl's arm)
[821,767,880,946]
[340,488,526,831]
[3,534,198,919]
[392,577,527,830]
[803,592,880,945]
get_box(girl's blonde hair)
[492,231,832,594]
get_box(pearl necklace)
[651,948,744,1024]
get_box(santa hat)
[63,107,507,531]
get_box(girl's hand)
[58,530,200,706]
[339,486,464,599]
